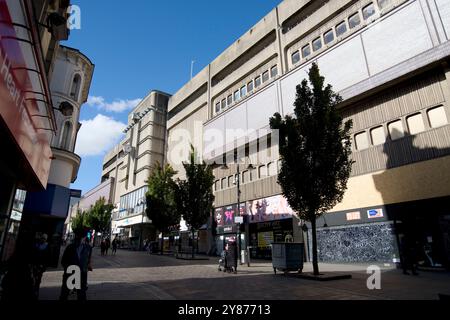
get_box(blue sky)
[64,0,282,195]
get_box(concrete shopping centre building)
[101,0,450,267]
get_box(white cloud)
[87,95,142,113]
[75,114,126,157]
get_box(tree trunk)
[311,217,320,276]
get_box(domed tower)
[48,46,94,187]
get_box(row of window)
[214,161,280,192]
[354,106,448,151]
[290,1,384,66]
[215,65,279,115]
[117,186,148,219]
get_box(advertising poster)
[246,195,294,223]
[215,207,224,226]
[257,231,274,248]
[223,205,236,225]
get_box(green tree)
[71,210,89,236]
[269,63,353,275]
[175,146,215,258]
[86,197,114,238]
[145,162,180,254]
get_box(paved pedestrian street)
[38,248,450,300]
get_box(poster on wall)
[215,207,224,226]
[223,205,236,225]
[367,208,384,219]
[257,231,274,248]
[246,195,294,223]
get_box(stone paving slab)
[38,248,450,300]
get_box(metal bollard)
[246,246,251,267]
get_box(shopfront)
[0,0,56,262]
[214,194,298,259]
[249,218,294,259]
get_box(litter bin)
[271,242,304,274]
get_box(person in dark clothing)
[1,236,35,300]
[400,234,419,275]
[226,241,238,274]
[105,238,110,256]
[111,238,118,255]
[31,233,51,299]
[59,230,93,300]
[100,239,106,256]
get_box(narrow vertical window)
[270,65,278,78]
[323,29,334,44]
[362,3,376,20]
[291,51,300,64]
[302,44,311,58]
[70,74,81,101]
[312,37,322,51]
[61,121,73,150]
[254,76,262,88]
[348,13,361,29]
[336,21,347,37]
[247,81,254,94]
[227,95,233,106]
[262,70,269,83]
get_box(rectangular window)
[221,99,226,110]
[247,81,254,93]
[215,102,221,113]
[388,120,405,140]
[407,113,425,135]
[227,95,233,106]
[259,165,267,178]
[228,176,234,187]
[362,3,376,20]
[348,13,361,29]
[377,0,390,9]
[234,90,240,102]
[270,65,278,78]
[355,132,369,150]
[262,70,269,83]
[221,178,227,189]
[240,85,247,98]
[268,162,277,176]
[312,37,322,51]
[336,21,347,37]
[254,76,261,88]
[243,170,250,184]
[323,29,334,44]
[291,50,300,64]
[370,126,386,146]
[215,180,219,191]
[302,44,311,58]
[427,106,448,128]
[250,168,256,181]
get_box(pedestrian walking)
[100,239,106,256]
[400,234,419,276]
[31,233,51,299]
[112,238,118,255]
[59,229,93,300]
[105,238,111,256]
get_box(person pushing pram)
[218,239,238,274]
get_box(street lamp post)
[221,158,254,265]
